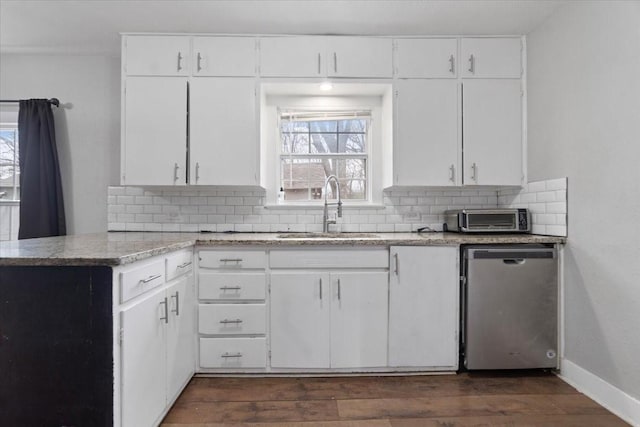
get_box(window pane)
[338,119,366,133]
[336,159,366,180]
[310,120,337,133]
[340,179,366,200]
[338,134,365,153]
[281,120,309,133]
[310,134,337,153]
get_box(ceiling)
[0,0,567,55]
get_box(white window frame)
[0,123,20,202]
[277,109,372,204]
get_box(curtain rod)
[0,98,60,107]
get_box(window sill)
[264,203,385,211]
[0,200,20,206]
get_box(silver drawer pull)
[177,261,192,269]
[220,319,243,324]
[221,352,243,358]
[220,286,241,291]
[220,258,243,263]
[139,274,161,284]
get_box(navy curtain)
[17,99,66,239]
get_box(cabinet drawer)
[270,249,389,269]
[200,337,266,368]
[199,304,266,335]
[120,260,165,303]
[199,250,266,269]
[199,272,266,300]
[166,250,193,281]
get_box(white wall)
[0,54,121,234]
[528,0,640,405]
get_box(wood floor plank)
[337,394,587,419]
[176,374,578,403]
[162,420,392,427]
[388,414,630,427]
[163,400,339,424]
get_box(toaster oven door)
[465,212,517,231]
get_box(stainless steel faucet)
[322,175,342,232]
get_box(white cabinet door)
[389,246,459,368]
[166,274,195,403]
[270,272,330,368]
[330,272,388,368]
[125,35,190,76]
[190,78,258,185]
[259,36,326,77]
[121,287,167,427]
[461,38,522,78]
[394,79,459,186]
[123,77,187,185]
[395,38,458,78]
[327,37,393,78]
[463,79,522,186]
[192,37,256,76]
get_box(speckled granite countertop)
[0,232,565,266]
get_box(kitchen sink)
[276,232,381,239]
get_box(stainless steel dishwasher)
[462,245,558,370]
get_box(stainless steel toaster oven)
[444,209,531,233]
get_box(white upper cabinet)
[124,35,190,76]
[463,79,523,186]
[192,37,257,76]
[461,37,522,78]
[189,78,258,186]
[259,36,393,78]
[395,38,458,78]
[259,36,326,77]
[327,37,393,78]
[123,77,187,186]
[394,79,459,186]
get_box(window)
[279,111,369,202]
[0,126,19,201]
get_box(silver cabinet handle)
[220,286,241,291]
[394,253,399,276]
[140,274,161,284]
[468,54,475,73]
[220,319,243,324]
[171,291,180,316]
[471,162,478,182]
[174,162,180,182]
[195,162,200,183]
[319,278,323,300]
[178,261,192,269]
[449,54,455,74]
[449,164,455,182]
[220,258,243,263]
[337,278,341,300]
[196,52,202,72]
[317,53,321,74]
[160,297,168,324]
[333,52,338,73]
[177,52,183,71]
[221,352,242,358]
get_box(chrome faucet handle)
[337,201,343,217]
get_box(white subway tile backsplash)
[107,179,567,237]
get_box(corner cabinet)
[388,246,459,370]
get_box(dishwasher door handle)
[503,259,526,265]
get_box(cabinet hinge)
[268,350,272,360]
[119,328,124,345]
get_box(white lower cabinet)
[269,248,389,370]
[388,246,459,369]
[197,249,268,372]
[119,250,195,427]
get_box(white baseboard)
[559,358,640,426]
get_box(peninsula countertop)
[0,232,566,267]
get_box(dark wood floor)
[162,372,629,426]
